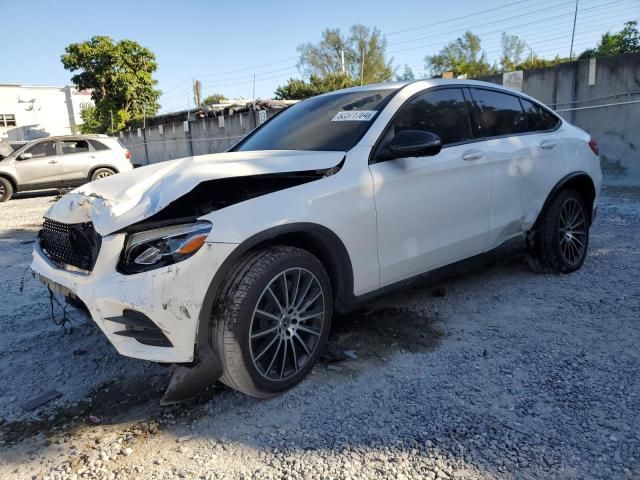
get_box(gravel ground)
[0,187,638,480]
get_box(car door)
[59,139,93,185]
[369,87,492,286]
[14,139,62,188]
[470,88,563,250]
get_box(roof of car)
[21,134,114,143]
[328,78,524,97]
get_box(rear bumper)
[31,235,237,363]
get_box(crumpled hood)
[45,150,345,235]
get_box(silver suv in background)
[0,135,134,201]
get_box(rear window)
[233,89,398,152]
[520,98,560,132]
[472,89,527,137]
[88,139,110,151]
[61,140,90,154]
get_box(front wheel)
[529,189,590,274]
[213,246,332,398]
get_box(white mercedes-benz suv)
[31,80,602,402]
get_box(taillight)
[588,138,599,156]
[125,149,132,161]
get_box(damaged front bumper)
[31,233,237,364]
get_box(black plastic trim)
[345,235,528,311]
[533,171,596,227]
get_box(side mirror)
[388,130,442,159]
[18,152,33,160]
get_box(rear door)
[369,87,492,286]
[59,139,93,185]
[14,139,62,188]
[470,88,563,250]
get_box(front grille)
[40,218,101,271]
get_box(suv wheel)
[0,177,13,202]
[213,246,332,398]
[91,168,116,181]
[529,189,589,274]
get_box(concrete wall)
[119,110,275,165]
[479,52,640,185]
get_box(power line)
[386,0,537,36]
[387,0,634,57]
[387,0,573,48]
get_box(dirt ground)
[0,187,638,480]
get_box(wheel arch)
[88,165,119,180]
[0,173,18,192]
[535,172,597,228]
[196,223,354,351]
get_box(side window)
[393,88,474,145]
[88,140,110,151]
[61,140,90,155]
[520,98,561,132]
[538,105,560,130]
[472,89,527,137]
[24,140,56,158]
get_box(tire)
[90,168,116,181]
[529,189,589,274]
[212,246,333,398]
[0,177,13,202]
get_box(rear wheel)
[0,177,13,202]
[213,246,332,398]
[529,189,589,274]
[90,168,116,181]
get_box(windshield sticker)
[331,110,377,122]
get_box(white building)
[0,84,93,141]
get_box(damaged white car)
[31,80,602,402]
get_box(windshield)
[233,89,398,152]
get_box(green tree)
[274,72,358,100]
[202,93,227,106]
[579,21,640,58]
[61,36,161,133]
[500,33,527,72]
[298,24,394,84]
[396,64,416,81]
[425,31,496,78]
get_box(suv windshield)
[233,89,397,152]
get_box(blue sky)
[2,0,637,113]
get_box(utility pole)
[252,74,256,106]
[193,79,202,109]
[360,47,365,86]
[143,103,146,129]
[110,110,114,134]
[569,0,579,59]
[341,49,345,74]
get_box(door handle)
[462,151,484,161]
[540,140,557,150]
[47,160,58,164]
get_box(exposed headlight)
[119,221,212,274]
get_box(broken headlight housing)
[119,221,212,274]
